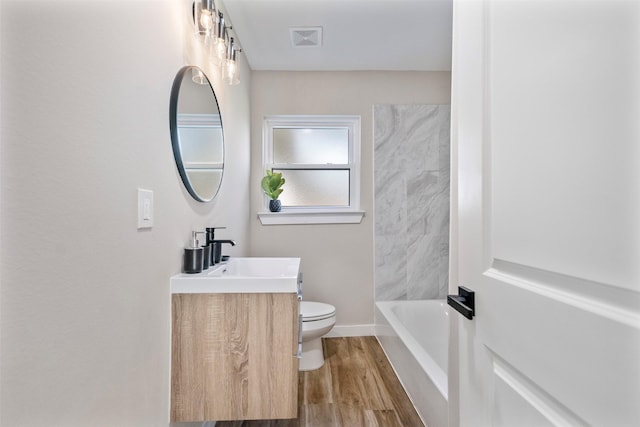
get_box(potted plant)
[261,170,285,212]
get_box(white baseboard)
[325,324,376,337]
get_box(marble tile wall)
[374,105,450,301]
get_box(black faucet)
[211,239,236,264]
[205,227,231,265]
[205,227,217,265]
[205,227,237,265]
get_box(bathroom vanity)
[170,258,301,422]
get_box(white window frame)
[177,113,224,171]
[258,115,364,225]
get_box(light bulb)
[214,37,227,62]
[199,9,213,30]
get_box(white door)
[451,1,640,426]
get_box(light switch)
[137,188,154,229]
[143,199,151,220]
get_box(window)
[177,113,224,201]
[259,115,364,225]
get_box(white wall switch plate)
[137,188,154,229]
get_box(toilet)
[299,301,336,371]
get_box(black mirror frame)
[169,65,224,203]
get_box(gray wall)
[374,105,451,301]
[250,72,451,328]
[0,1,251,425]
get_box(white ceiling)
[222,0,453,71]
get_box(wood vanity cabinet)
[170,292,299,422]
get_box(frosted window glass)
[273,128,349,164]
[275,169,349,207]
[186,169,223,201]
[179,127,223,164]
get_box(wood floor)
[216,336,425,427]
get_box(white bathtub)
[375,300,449,427]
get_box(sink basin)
[170,257,301,294]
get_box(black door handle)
[447,286,475,319]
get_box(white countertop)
[170,257,301,294]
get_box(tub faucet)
[211,239,236,264]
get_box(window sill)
[257,210,365,225]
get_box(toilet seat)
[300,301,336,322]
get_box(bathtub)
[375,300,449,427]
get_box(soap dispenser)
[183,231,204,274]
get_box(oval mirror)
[170,66,224,202]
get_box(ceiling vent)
[290,27,323,48]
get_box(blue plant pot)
[269,199,282,212]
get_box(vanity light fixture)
[192,1,242,86]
